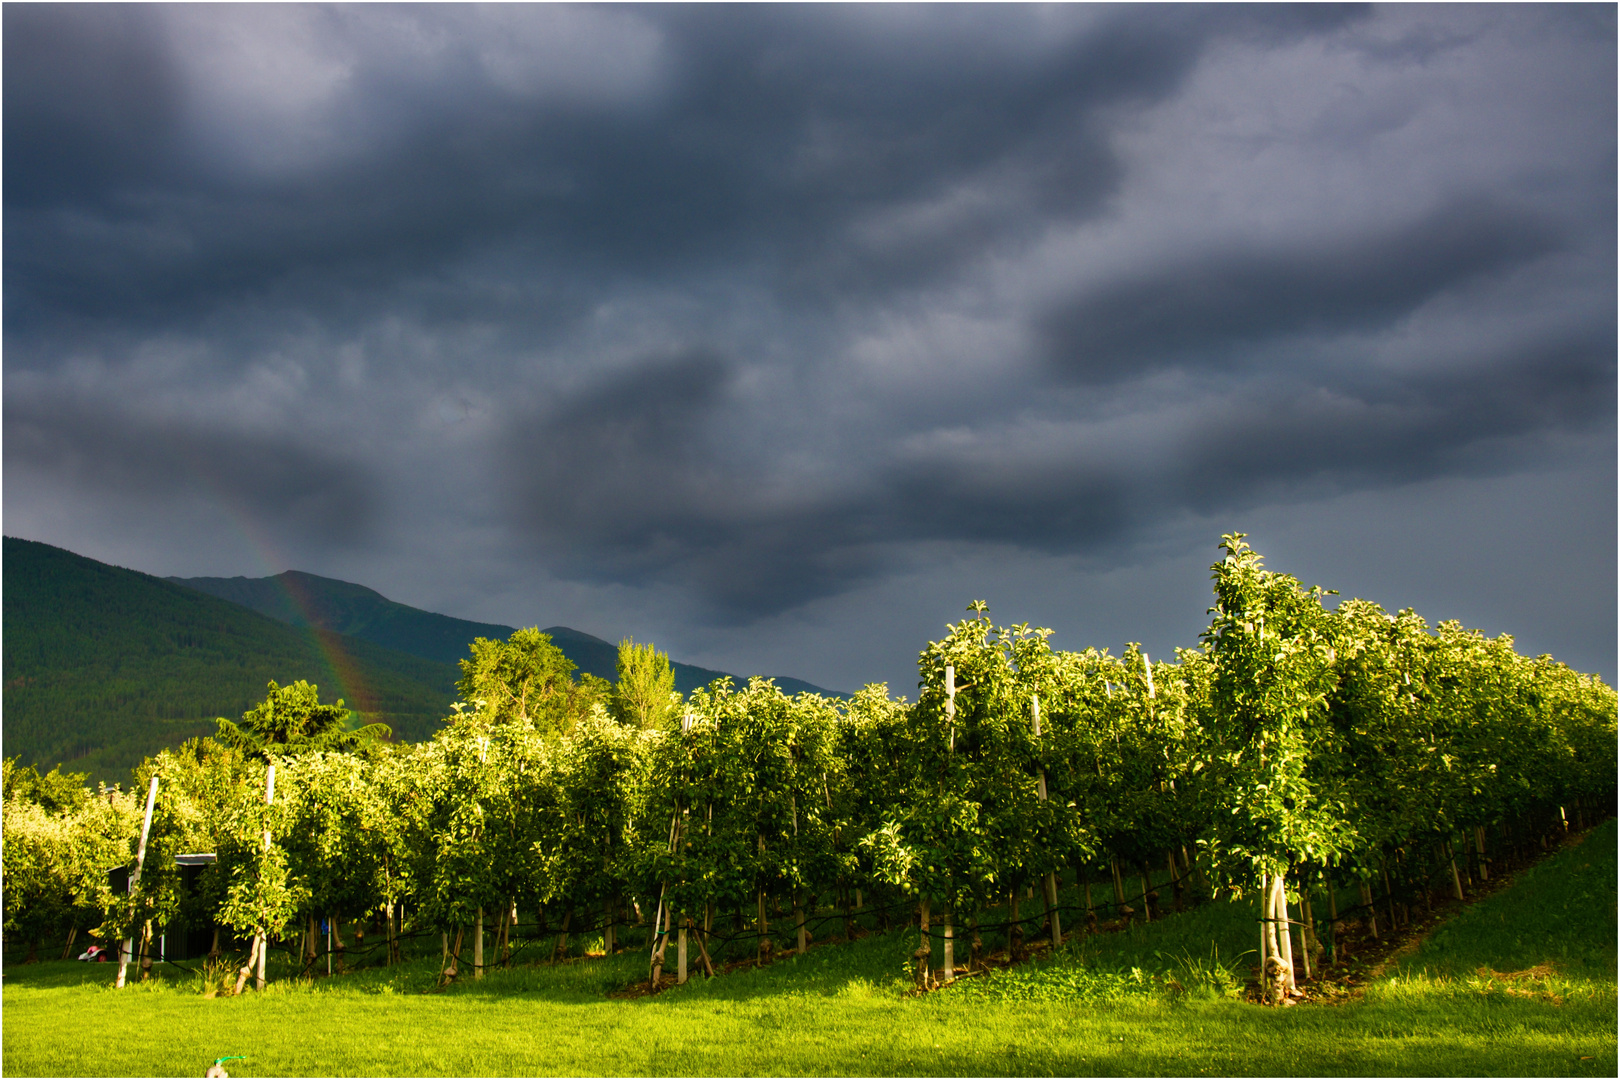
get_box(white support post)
[256,764,275,992]
[116,775,160,989]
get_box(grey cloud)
[506,349,877,613]
[3,5,1611,686]
[1,5,184,206]
[1166,331,1616,512]
[505,319,1612,623]
[4,395,376,546]
[4,4,1366,346]
[1039,197,1563,382]
[510,350,738,550]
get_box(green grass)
[1373,817,1618,1005]
[5,826,1615,1077]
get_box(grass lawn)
[4,822,1613,1077]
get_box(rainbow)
[212,514,376,729]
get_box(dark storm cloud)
[1039,197,1563,381]
[511,350,739,550]
[1166,331,1617,511]
[508,315,1613,621]
[1,4,184,205]
[3,3,1369,346]
[4,394,375,545]
[3,3,1613,676]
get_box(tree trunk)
[255,928,268,991]
[757,889,769,967]
[1380,861,1399,929]
[942,907,954,981]
[60,926,78,961]
[916,898,932,989]
[1111,858,1126,906]
[474,907,485,979]
[651,906,671,984]
[1326,882,1338,963]
[1446,841,1464,901]
[552,908,572,965]
[604,896,616,956]
[691,915,717,977]
[1008,888,1023,958]
[1139,863,1153,923]
[1283,880,1308,984]
[1275,876,1296,994]
[969,909,983,973]
[677,921,688,984]
[234,937,261,996]
[1302,891,1319,977]
[1259,872,1275,1004]
[331,911,344,973]
[1044,872,1062,947]
[1475,826,1490,881]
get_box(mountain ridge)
[168,570,846,697]
[3,537,459,783]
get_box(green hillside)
[172,571,846,697]
[165,570,517,668]
[3,538,459,783]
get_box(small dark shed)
[106,853,221,962]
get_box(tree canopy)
[215,680,390,759]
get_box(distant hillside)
[4,538,459,784]
[168,570,517,668]
[171,572,845,698]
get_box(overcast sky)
[6,3,1615,694]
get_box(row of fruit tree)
[4,536,1613,1004]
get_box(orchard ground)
[4,821,1614,1077]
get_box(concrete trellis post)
[257,764,275,991]
[116,775,160,990]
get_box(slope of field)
[172,570,846,697]
[3,538,459,783]
[3,823,1611,1077]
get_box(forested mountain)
[167,570,517,668]
[170,571,843,697]
[2,537,844,783]
[4,538,459,784]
